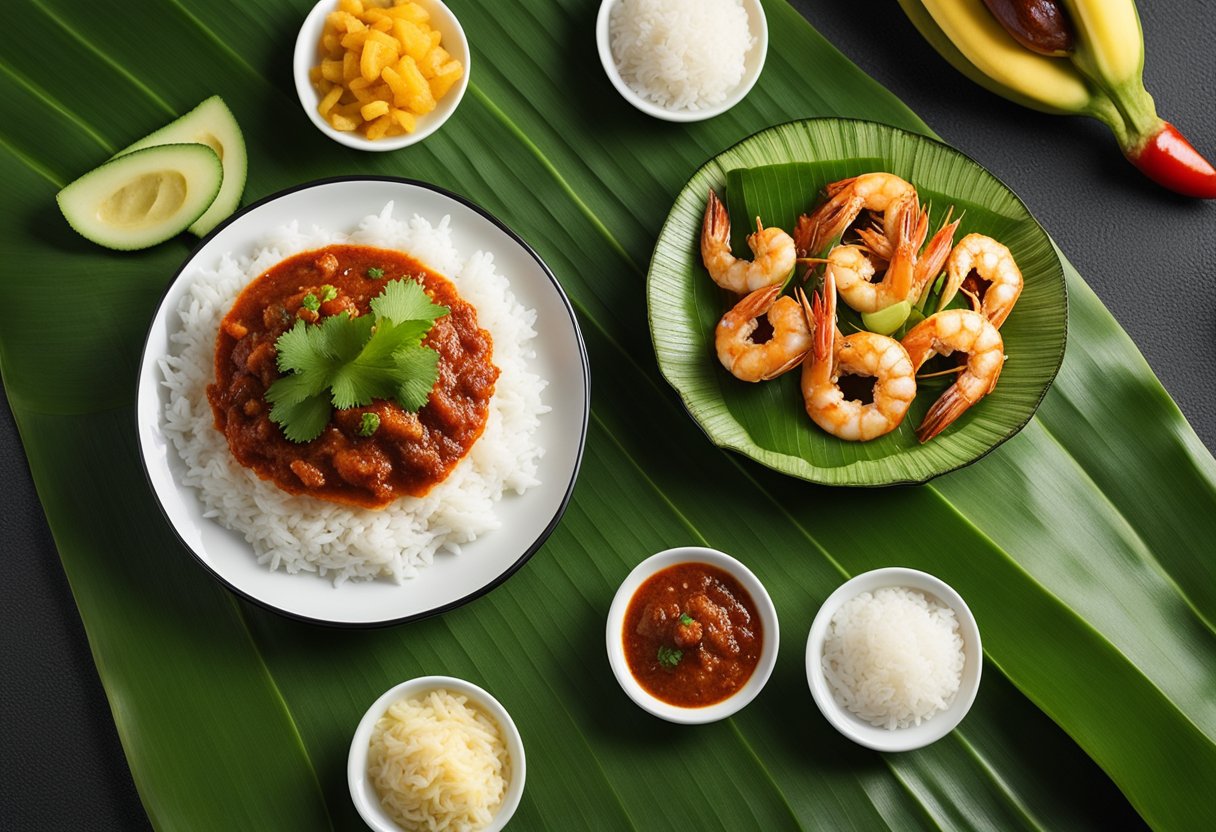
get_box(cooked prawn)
[857,206,961,303]
[716,284,812,382]
[701,189,796,294]
[901,309,1005,442]
[799,272,916,441]
[826,196,924,314]
[942,233,1023,327]
[794,172,916,257]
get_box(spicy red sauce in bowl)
[607,547,779,723]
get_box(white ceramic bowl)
[595,0,768,122]
[606,546,779,723]
[806,567,982,752]
[348,675,525,831]
[293,0,471,151]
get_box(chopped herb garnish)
[678,613,695,626]
[357,412,380,437]
[266,278,449,443]
[320,284,338,303]
[301,293,320,312]
[366,266,385,279]
[657,645,683,670]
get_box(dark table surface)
[3,2,1213,829]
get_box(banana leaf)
[2,0,1214,830]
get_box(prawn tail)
[703,188,730,245]
[855,227,892,261]
[811,271,838,362]
[760,349,811,381]
[823,176,856,198]
[914,213,961,297]
[793,214,818,258]
[731,284,781,322]
[916,384,974,443]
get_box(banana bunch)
[897,0,1216,198]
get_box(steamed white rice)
[822,587,964,730]
[158,203,548,585]
[609,0,754,112]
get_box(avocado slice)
[115,95,247,237]
[56,143,223,251]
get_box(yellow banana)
[900,0,1092,114]
[1062,0,1143,85]
[899,0,1216,197]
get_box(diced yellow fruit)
[429,30,442,48]
[387,2,429,24]
[419,45,449,79]
[392,19,432,62]
[390,108,417,133]
[371,16,392,31]
[343,51,360,82]
[380,65,409,108]
[428,63,462,100]
[321,59,344,83]
[360,100,391,121]
[364,113,394,140]
[337,0,363,15]
[309,65,323,83]
[340,30,369,50]
[360,41,384,82]
[391,56,433,112]
[329,112,360,131]
[334,11,365,32]
[366,29,398,50]
[318,85,344,117]
[322,32,343,56]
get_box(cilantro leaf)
[301,293,320,312]
[657,645,683,670]
[366,267,384,279]
[370,278,448,325]
[320,284,338,303]
[391,346,441,411]
[264,278,450,443]
[678,613,694,626]
[268,392,332,443]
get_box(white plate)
[136,177,589,626]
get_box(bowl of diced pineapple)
[294,0,470,151]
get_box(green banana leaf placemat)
[2,0,1214,829]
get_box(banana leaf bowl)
[647,118,1067,486]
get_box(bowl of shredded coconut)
[596,0,767,122]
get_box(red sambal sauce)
[206,244,498,510]
[623,562,763,707]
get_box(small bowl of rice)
[596,0,768,122]
[348,675,525,831]
[805,568,982,753]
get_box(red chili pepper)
[1125,121,1216,199]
